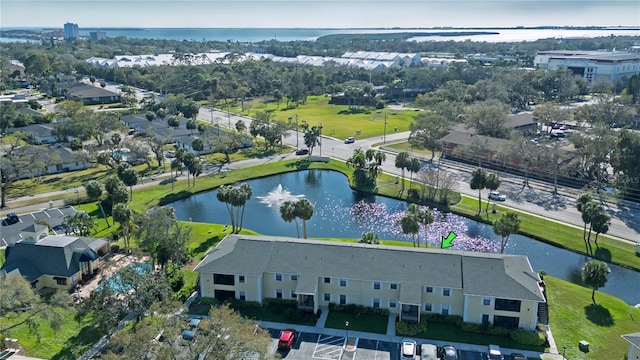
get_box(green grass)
[324,311,389,334]
[450,195,639,272]
[234,307,318,326]
[546,276,640,360]
[0,310,102,359]
[380,140,440,158]
[222,95,417,140]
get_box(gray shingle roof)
[623,332,640,348]
[195,235,545,302]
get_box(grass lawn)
[546,276,640,360]
[380,140,440,158]
[234,307,318,326]
[324,311,389,335]
[222,95,417,140]
[450,196,639,272]
[0,310,102,359]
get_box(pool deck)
[75,253,150,300]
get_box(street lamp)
[562,346,567,360]
[345,321,350,341]
[383,114,387,146]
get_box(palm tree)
[576,193,593,241]
[395,151,410,192]
[581,260,610,304]
[407,157,421,192]
[400,204,433,247]
[581,202,601,253]
[484,172,501,213]
[280,201,299,238]
[493,212,521,254]
[112,203,133,253]
[591,210,611,246]
[470,168,487,215]
[294,198,314,239]
[400,211,420,247]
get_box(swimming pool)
[97,262,152,293]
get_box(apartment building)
[195,235,546,331]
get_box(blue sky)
[1,0,639,28]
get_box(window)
[441,305,450,315]
[339,279,348,287]
[275,289,283,299]
[275,273,283,281]
[442,288,451,297]
[494,299,521,312]
[424,303,433,312]
[390,283,398,290]
[482,297,491,306]
[213,274,235,285]
[389,300,397,308]
[324,277,331,284]
[54,277,67,285]
[372,298,381,308]
[290,274,298,281]
[324,293,331,302]
[238,275,245,283]
[482,314,490,324]
[239,291,246,301]
[425,286,433,293]
[339,294,347,305]
[291,291,297,299]
[373,281,381,290]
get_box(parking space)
[312,334,345,359]
[355,338,398,360]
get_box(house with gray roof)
[195,235,545,330]
[6,123,58,144]
[1,235,110,292]
[623,332,640,360]
[57,82,120,105]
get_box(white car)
[400,339,417,360]
[488,191,506,201]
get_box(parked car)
[420,343,438,360]
[487,344,504,360]
[278,329,297,350]
[440,345,458,360]
[295,148,309,155]
[5,213,19,225]
[344,136,355,144]
[181,329,195,340]
[400,339,417,360]
[509,353,526,360]
[488,191,506,201]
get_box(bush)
[328,303,389,316]
[487,326,509,336]
[168,271,185,292]
[226,299,261,309]
[175,283,195,302]
[510,330,546,346]
[407,188,420,201]
[396,320,427,336]
[460,321,484,333]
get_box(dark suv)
[5,213,19,225]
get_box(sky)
[1,0,639,29]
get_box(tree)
[576,192,594,242]
[484,172,501,213]
[346,148,386,190]
[136,207,190,270]
[395,151,410,192]
[280,200,300,238]
[112,203,134,253]
[492,212,521,253]
[216,183,253,234]
[591,210,611,246]
[470,168,487,215]
[464,100,509,138]
[0,276,71,337]
[581,260,610,304]
[187,155,203,187]
[89,75,96,86]
[192,137,204,153]
[302,123,323,156]
[407,157,421,192]
[64,211,96,236]
[84,180,103,201]
[400,204,434,247]
[186,118,197,134]
[360,231,380,244]
[611,130,640,202]
[105,176,128,206]
[167,115,180,131]
[409,112,451,159]
[295,198,314,239]
[117,164,138,201]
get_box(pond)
[169,170,640,306]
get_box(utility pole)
[383,114,387,145]
[296,114,299,148]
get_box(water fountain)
[257,184,305,207]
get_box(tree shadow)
[593,247,612,263]
[52,324,103,360]
[192,234,225,259]
[584,304,615,327]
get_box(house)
[6,123,58,144]
[175,131,252,155]
[0,206,78,247]
[57,82,121,105]
[1,234,110,291]
[195,235,546,331]
[506,113,538,134]
[439,131,510,164]
[623,332,640,360]
[10,144,93,178]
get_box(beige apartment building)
[195,235,546,331]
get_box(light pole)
[296,114,299,148]
[227,103,231,129]
[345,321,349,340]
[562,346,567,360]
[383,114,387,146]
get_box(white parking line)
[312,334,345,360]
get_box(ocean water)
[2,27,639,43]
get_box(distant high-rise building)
[89,31,106,42]
[63,22,79,40]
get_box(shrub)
[487,326,509,336]
[460,321,484,333]
[175,283,195,302]
[407,188,420,201]
[167,270,185,292]
[396,320,427,336]
[226,299,260,309]
[510,330,546,346]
